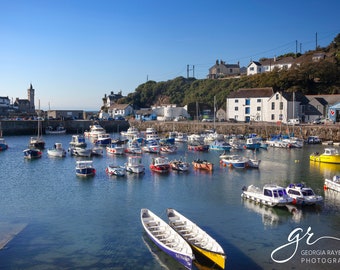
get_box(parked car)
[287,118,300,125]
[312,118,322,124]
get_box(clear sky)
[1,0,339,111]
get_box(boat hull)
[324,177,340,192]
[310,154,340,164]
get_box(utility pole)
[316,32,318,49]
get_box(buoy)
[295,160,299,163]
[324,184,328,190]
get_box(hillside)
[119,33,340,110]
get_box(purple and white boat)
[141,208,193,270]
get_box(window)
[245,99,250,105]
[235,99,239,103]
[257,99,261,103]
[250,67,254,71]
[280,102,283,110]
[271,102,275,110]
[245,107,250,114]
[229,69,233,73]
[271,114,275,120]
[276,94,279,100]
[257,107,261,111]
[235,106,238,111]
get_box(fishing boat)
[91,146,104,156]
[187,142,209,152]
[125,156,145,174]
[69,135,87,148]
[286,183,323,205]
[141,208,193,270]
[245,137,261,150]
[150,156,170,173]
[192,159,213,171]
[0,138,8,151]
[0,122,8,151]
[220,155,249,169]
[94,133,112,146]
[166,208,226,270]
[142,140,160,153]
[125,140,142,155]
[208,141,231,151]
[170,159,190,172]
[75,160,96,177]
[175,132,188,142]
[23,148,42,159]
[106,143,125,155]
[160,143,177,153]
[47,143,67,157]
[305,136,322,144]
[45,124,66,135]
[241,184,293,207]
[68,147,92,157]
[105,164,126,177]
[324,175,340,192]
[310,148,340,164]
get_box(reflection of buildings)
[309,161,340,179]
[324,189,340,212]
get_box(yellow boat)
[310,148,340,164]
[167,208,226,269]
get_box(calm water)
[1,134,340,270]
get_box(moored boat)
[188,142,209,152]
[209,141,231,151]
[166,208,226,270]
[75,160,96,177]
[150,156,170,173]
[84,123,106,139]
[241,184,293,207]
[141,208,193,270]
[68,147,92,157]
[45,124,66,135]
[106,143,125,155]
[23,148,42,159]
[29,136,45,149]
[324,175,340,192]
[105,164,126,177]
[192,159,213,171]
[286,183,323,205]
[170,159,190,172]
[125,156,145,174]
[47,143,67,157]
[95,133,112,146]
[0,138,8,151]
[69,135,87,148]
[310,148,340,164]
[220,155,249,169]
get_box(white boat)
[166,208,226,270]
[120,126,140,139]
[47,143,66,157]
[324,175,340,192]
[68,147,92,157]
[141,209,193,270]
[125,140,142,154]
[84,123,106,139]
[69,135,87,148]
[220,154,249,168]
[106,143,125,155]
[286,183,323,205]
[95,133,112,146]
[0,122,8,151]
[105,165,126,177]
[170,159,189,172]
[241,184,293,207]
[142,140,160,153]
[75,160,96,177]
[45,124,66,135]
[175,132,188,142]
[125,156,145,174]
[91,146,104,156]
[209,140,231,151]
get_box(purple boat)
[141,208,193,269]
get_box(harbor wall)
[0,120,129,136]
[130,120,340,142]
[1,119,340,142]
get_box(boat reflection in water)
[309,161,340,178]
[241,198,302,226]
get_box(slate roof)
[228,87,274,98]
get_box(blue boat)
[209,140,232,151]
[141,208,193,270]
[75,160,96,177]
[245,137,261,150]
[23,148,42,159]
[0,138,8,151]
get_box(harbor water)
[0,134,340,270]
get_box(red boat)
[150,156,170,173]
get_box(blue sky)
[1,0,339,110]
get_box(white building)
[226,88,274,122]
[151,104,190,121]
